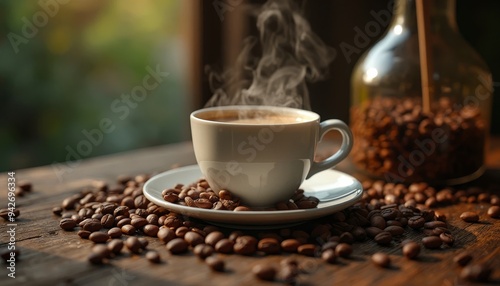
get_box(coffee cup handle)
[306,119,353,179]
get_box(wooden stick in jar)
[416,0,433,114]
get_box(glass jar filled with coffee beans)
[350,0,493,184]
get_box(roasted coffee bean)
[78,230,91,239]
[281,239,301,253]
[460,264,492,282]
[487,206,500,218]
[145,250,161,263]
[460,211,479,223]
[408,216,425,229]
[374,232,392,245]
[87,252,104,264]
[113,206,130,217]
[233,206,251,211]
[143,224,159,237]
[296,199,318,209]
[439,233,454,246]
[89,232,109,243]
[193,244,214,260]
[422,236,442,249]
[258,238,281,254]
[339,232,355,244]
[59,218,76,231]
[107,239,124,254]
[52,207,63,216]
[297,244,317,257]
[234,236,257,255]
[131,217,148,229]
[100,214,114,228]
[381,208,399,220]
[215,238,234,254]
[402,241,420,259]
[424,221,447,229]
[184,231,204,247]
[321,249,337,264]
[175,226,189,238]
[252,263,276,281]
[117,218,132,228]
[121,224,136,235]
[146,214,159,225]
[365,227,383,238]
[205,231,225,246]
[108,227,122,238]
[371,252,390,268]
[432,227,450,236]
[167,238,188,254]
[157,228,175,244]
[138,237,148,249]
[351,226,367,241]
[125,237,142,254]
[279,264,299,284]
[206,256,225,272]
[384,226,404,236]
[82,218,102,232]
[453,251,473,266]
[92,244,111,259]
[335,243,352,258]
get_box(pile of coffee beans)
[161,178,320,211]
[350,96,486,182]
[52,173,498,283]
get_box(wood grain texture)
[1,139,499,286]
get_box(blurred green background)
[0,0,190,171]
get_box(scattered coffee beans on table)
[51,172,498,282]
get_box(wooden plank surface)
[1,138,499,286]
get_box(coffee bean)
[335,243,352,258]
[460,211,479,223]
[166,238,188,254]
[296,200,318,209]
[145,251,161,263]
[439,233,454,246]
[453,251,473,266]
[52,207,63,216]
[78,230,91,239]
[252,263,276,281]
[125,236,142,254]
[460,264,492,282]
[381,208,399,220]
[408,216,425,229]
[138,237,148,249]
[384,226,404,236]
[184,231,204,247]
[321,249,337,264]
[117,218,132,228]
[339,232,355,244]
[487,206,500,218]
[88,252,104,264]
[92,244,111,259]
[297,244,317,257]
[100,214,115,228]
[193,244,214,260]
[371,252,390,268]
[206,256,225,272]
[422,236,442,249]
[107,239,124,254]
[258,238,281,254]
[234,236,257,255]
[204,231,224,247]
[279,264,299,284]
[402,241,420,259]
[281,239,301,253]
[215,238,234,254]
[108,227,122,238]
[131,217,148,229]
[89,232,109,243]
[59,218,76,231]
[365,227,383,238]
[233,206,251,211]
[121,224,136,235]
[374,232,392,245]
[143,224,159,237]
[424,221,447,229]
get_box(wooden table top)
[1,136,499,286]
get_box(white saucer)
[143,165,363,228]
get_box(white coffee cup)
[190,105,353,207]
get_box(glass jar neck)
[392,0,457,32]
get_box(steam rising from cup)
[206,0,336,110]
